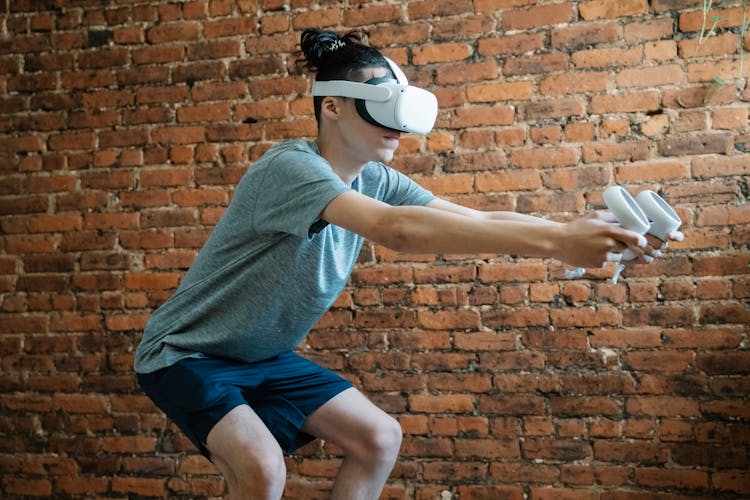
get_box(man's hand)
[557,212,648,268]
[634,230,684,264]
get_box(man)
[134,29,674,499]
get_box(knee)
[231,450,286,499]
[359,415,403,463]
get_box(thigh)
[138,358,253,457]
[300,387,399,455]
[205,404,284,477]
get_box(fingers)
[644,231,683,258]
[629,230,684,264]
[596,210,618,224]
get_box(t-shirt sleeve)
[378,164,437,207]
[252,150,350,238]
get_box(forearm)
[373,205,564,257]
[484,210,562,227]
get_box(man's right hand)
[557,212,648,268]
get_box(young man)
[134,29,676,499]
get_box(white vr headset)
[311,57,438,135]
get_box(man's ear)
[320,96,343,121]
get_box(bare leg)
[205,405,286,500]
[300,388,403,500]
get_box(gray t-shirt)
[134,140,435,374]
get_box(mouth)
[383,133,401,141]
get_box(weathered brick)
[539,71,608,95]
[503,3,573,30]
[658,133,732,156]
[591,91,660,113]
[579,0,648,20]
[412,42,472,65]
[552,22,620,49]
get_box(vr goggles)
[312,57,438,135]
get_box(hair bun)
[298,29,364,73]
[300,29,339,71]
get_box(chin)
[376,145,398,163]
[376,151,395,164]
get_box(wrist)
[544,222,567,259]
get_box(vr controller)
[603,186,682,261]
[565,187,681,282]
[601,186,681,283]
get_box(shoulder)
[244,140,329,180]
[261,139,322,166]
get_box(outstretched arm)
[425,197,683,263]
[425,197,562,225]
[320,191,646,268]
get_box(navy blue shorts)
[136,352,353,458]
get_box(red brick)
[627,396,701,417]
[342,4,402,26]
[412,42,472,65]
[579,0,648,20]
[293,8,340,29]
[540,71,608,95]
[476,170,542,192]
[625,18,675,41]
[111,476,165,497]
[712,106,749,130]
[523,99,586,120]
[405,0,470,20]
[409,394,474,413]
[150,125,205,145]
[614,159,689,182]
[692,154,750,178]
[591,91,661,113]
[510,147,579,169]
[634,467,709,490]
[616,64,683,88]
[680,32,740,59]
[479,33,545,57]
[503,3,573,30]
[713,470,750,494]
[506,53,569,78]
[644,40,678,61]
[469,81,534,104]
[53,394,108,414]
[5,478,53,497]
[679,6,746,32]
[124,272,180,290]
[450,104,515,128]
[573,46,643,68]
[552,22,620,49]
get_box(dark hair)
[297,29,391,122]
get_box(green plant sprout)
[740,0,748,76]
[696,0,749,82]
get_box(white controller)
[566,186,682,283]
[635,189,682,241]
[603,186,682,260]
[603,186,651,261]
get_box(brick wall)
[1,0,749,498]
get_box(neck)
[316,135,366,186]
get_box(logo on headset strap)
[329,39,346,51]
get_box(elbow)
[371,209,422,253]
